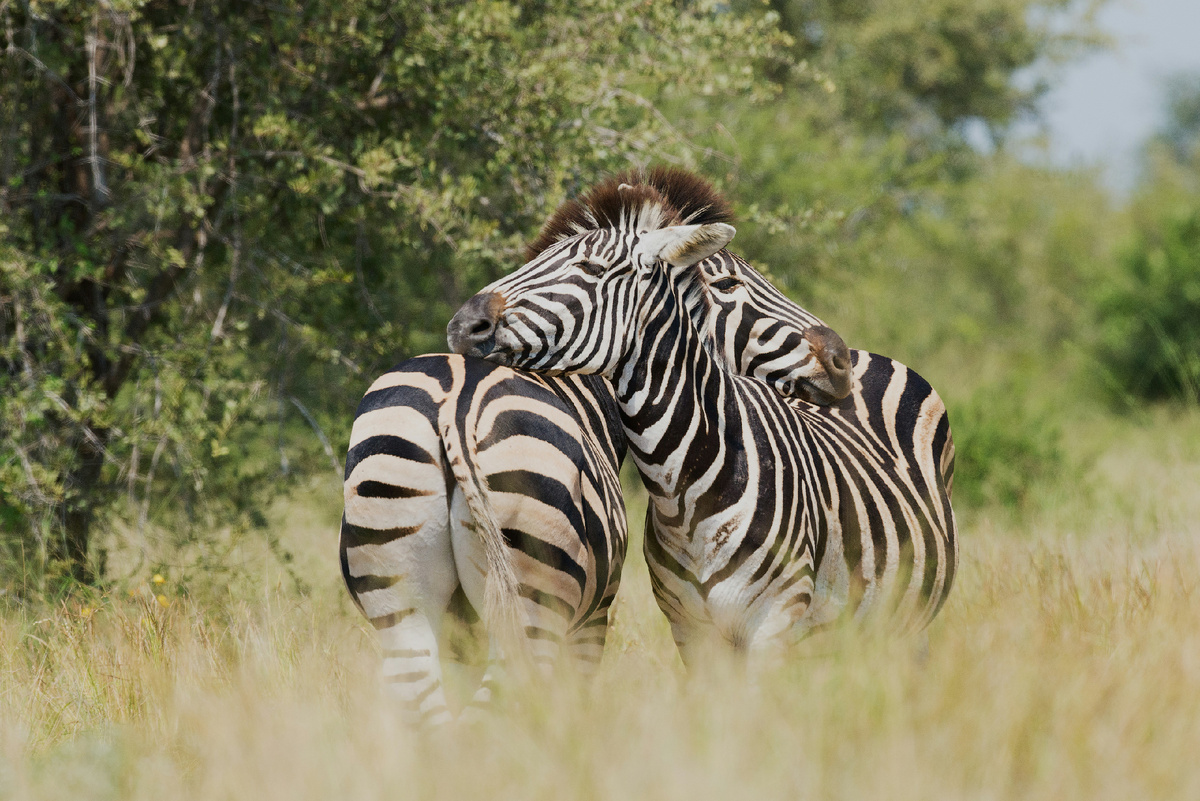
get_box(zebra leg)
[376,603,454,727]
[566,606,611,677]
[671,620,717,672]
[646,552,714,672]
[459,641,510,722]
[449,487,577,716]
[913,629,931,666]
[341,518,458,725]
[342,471,459,726]
[449,487,520,719]
[465,604,586,721]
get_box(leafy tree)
[1157,72,1200,166]
[694,0,1107,314]
[1093,72,1200,405]
[0,0,790,589]
[763,0,1103,137]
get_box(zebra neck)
[611,269,734,501]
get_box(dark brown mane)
[525,167,734,261]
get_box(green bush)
[950,378,1064,510]
[1097,208,1200,403]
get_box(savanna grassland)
[2,407,1199,801]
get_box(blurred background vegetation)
[1,0,1198,596]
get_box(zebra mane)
[526,167,734,261]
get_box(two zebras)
[341,168,958,723]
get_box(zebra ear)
[637,223,736,270]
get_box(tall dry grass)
[2,410,1199,800]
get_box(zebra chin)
[446,332,523,369]
[784,375,851,406]
[450,338,505,362]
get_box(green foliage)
[763,0,1103,137]
[1157,72,1200,165]
[950,377,1064,510]
[0,0,791,588]
[0,0,1151,588]
[1093,73,1200,405]
[1097,208,1200,402]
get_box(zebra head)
[448,168,852,403]
[691,252,853,404]
[447,223,657,377]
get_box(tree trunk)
[55,432,107,585]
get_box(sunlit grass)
[2,412,1199,801]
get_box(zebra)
[691,249,956,499]
[447,168,957,667]
[341,354,628,725]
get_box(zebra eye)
[710,276,741,292]
[577,260,606,277]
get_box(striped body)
[341,354,626,723]
[447,167,958,666]
[639,344,956,661]
[620,268,957,662]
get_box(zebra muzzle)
[795,325,853,405]
[447,291,505,359]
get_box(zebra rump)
[341,354,627,725]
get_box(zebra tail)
[437,406,526,666]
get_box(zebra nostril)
[448,291,505,357]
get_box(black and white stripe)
[341,354,626,723]
[448,169,957,666]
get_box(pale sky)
[1034,0,1200,192]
